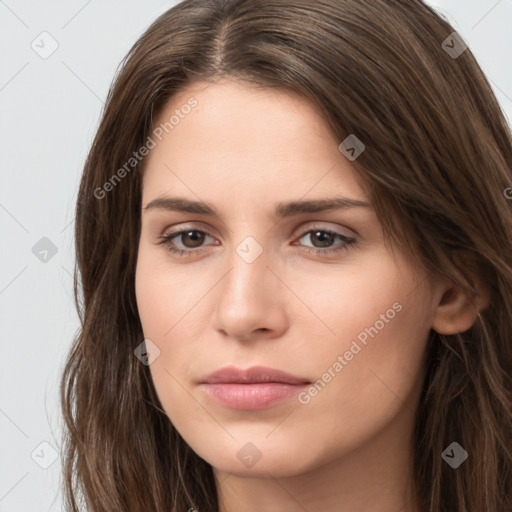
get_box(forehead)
[142,79,367,205]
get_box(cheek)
[296,254,431,427]
[292,260,410,352]
[135,250,207,422]
[135,245,202,340]
[303,277,431,435]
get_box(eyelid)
[158,221,216,238]
[293,221,357,239]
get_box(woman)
[60,0,512,510]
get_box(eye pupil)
[182,230,205,248]
[312,231,334,247]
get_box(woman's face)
[135,79,437,478]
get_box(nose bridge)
[211,230,284,338]
[225,233,269,298]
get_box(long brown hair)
[60,0,512,510]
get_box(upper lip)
[201,365,311,385]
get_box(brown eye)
[296,229,356,255]
[157,229,216,256]
[304,230,337,248]
[176,230,206,248]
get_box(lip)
[201,365,310,385]
[200,366,311,410]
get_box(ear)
[431,254,491,335]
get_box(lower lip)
[201,382,309,410]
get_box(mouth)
[200,365,311,410]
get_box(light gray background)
[1,1,511,510]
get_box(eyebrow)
[143,196,371,218]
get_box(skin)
[135,79,487,512]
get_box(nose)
[211,238,288,342]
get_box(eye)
[157,229,216,257]
[293,228,356,255]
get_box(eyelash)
[156,226,356,257]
